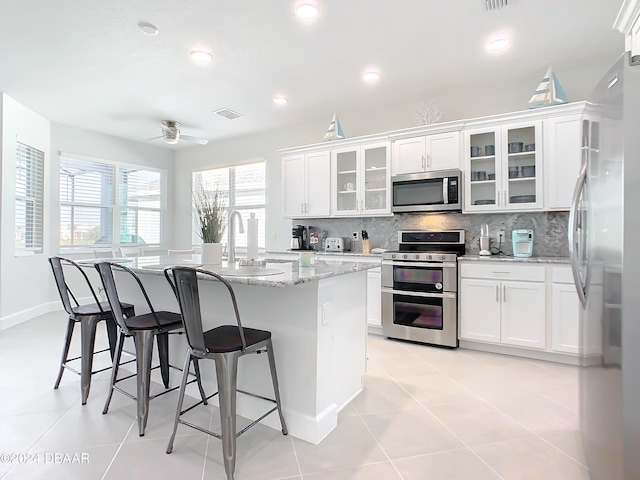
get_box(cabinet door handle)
[496,285,499,302]
[504,190,507,205]
[301,203,304,214]
[503,285,506,303]
[427,153,431,168]
[491,271,510,274]
[422,154,426,170]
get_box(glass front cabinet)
[331,141,391,216]
[464,121,543,212]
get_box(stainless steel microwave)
[391,169,462,213]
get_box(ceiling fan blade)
[147,136,164,141]
[180,135,209,145]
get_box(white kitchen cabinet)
[551,282,581,354]
[459,262,546,350]
[544,114,582,210]
[282,151,331,218]
[392,131,460,175]
[464,121,543,212]
[332,141,390,216]
[459,278,501,342]
[367,267,382,327]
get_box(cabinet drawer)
[460,262,545,282]
[551,266,574,284]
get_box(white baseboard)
[459,340,582,366]
[0,301,61,330]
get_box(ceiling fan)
[150,120,209,145]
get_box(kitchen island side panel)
[113,269,367,444]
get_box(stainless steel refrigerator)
[569,51,640,480]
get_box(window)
[59,154,165,249]
[192,161,266,250]
[15,142,45,253]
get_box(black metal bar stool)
[49,256,135,404]
[95,261,207,436]
[164,267,287,480]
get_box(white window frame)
[192,161,266,252]
[59,152,167,251]
[15,142,45,255]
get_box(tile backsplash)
[295,211,569,257]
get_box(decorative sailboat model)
[323,114,345,141]
[528,66,568,109]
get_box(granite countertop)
[459,254,570,265]
[266,250,383,258]
[81,255,375,288]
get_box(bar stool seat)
[165,266,287,480]
[49,256,135,405]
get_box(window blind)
[60,155,165,248]
[15,143,45,253]
[193,161,266,249]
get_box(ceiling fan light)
[164,137,179,144]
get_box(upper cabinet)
[282,151,331,218]
[464,121,543,212]
[280,102,586,218]
[332,141,391,216]
[543,114,582,210]
[392,131,461,175]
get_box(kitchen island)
[102,255,372,444]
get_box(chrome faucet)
[227,210,245,264]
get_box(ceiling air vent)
[213,108,243,120]
[485,0,508,10]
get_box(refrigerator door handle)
[568,161,588,307]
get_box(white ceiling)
[0,0,624,149]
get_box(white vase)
[202,242,222,266]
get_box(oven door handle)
[382,261,458,269]
[381,288,456,299]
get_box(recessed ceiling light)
[295,3,318,19]
[190,50,212,64]
[138,21,158,36]
[362,71,381,82]
[487,37,510,52]
[273,96,288,104]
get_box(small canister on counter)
[299,251,317,267]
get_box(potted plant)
[193,181,227,265]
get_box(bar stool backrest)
[165,267,247,356]
[95,261,163,335]
[49,256,103,319]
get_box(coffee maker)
[291,225,309,250]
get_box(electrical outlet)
[497,230,505,242]
[352,231,360,241]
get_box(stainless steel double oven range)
[382,230,465,348]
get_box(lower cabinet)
[459,262,547,350]
[460,276,546,349]
[366,267,382,327]
[550,282,581,354]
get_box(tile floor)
[0,311,589,479]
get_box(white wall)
[0,107,175,329]
[1,94,51,328]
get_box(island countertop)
[81,255,376,288]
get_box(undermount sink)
[217,266,285,277]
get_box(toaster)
[325,237,347,252]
